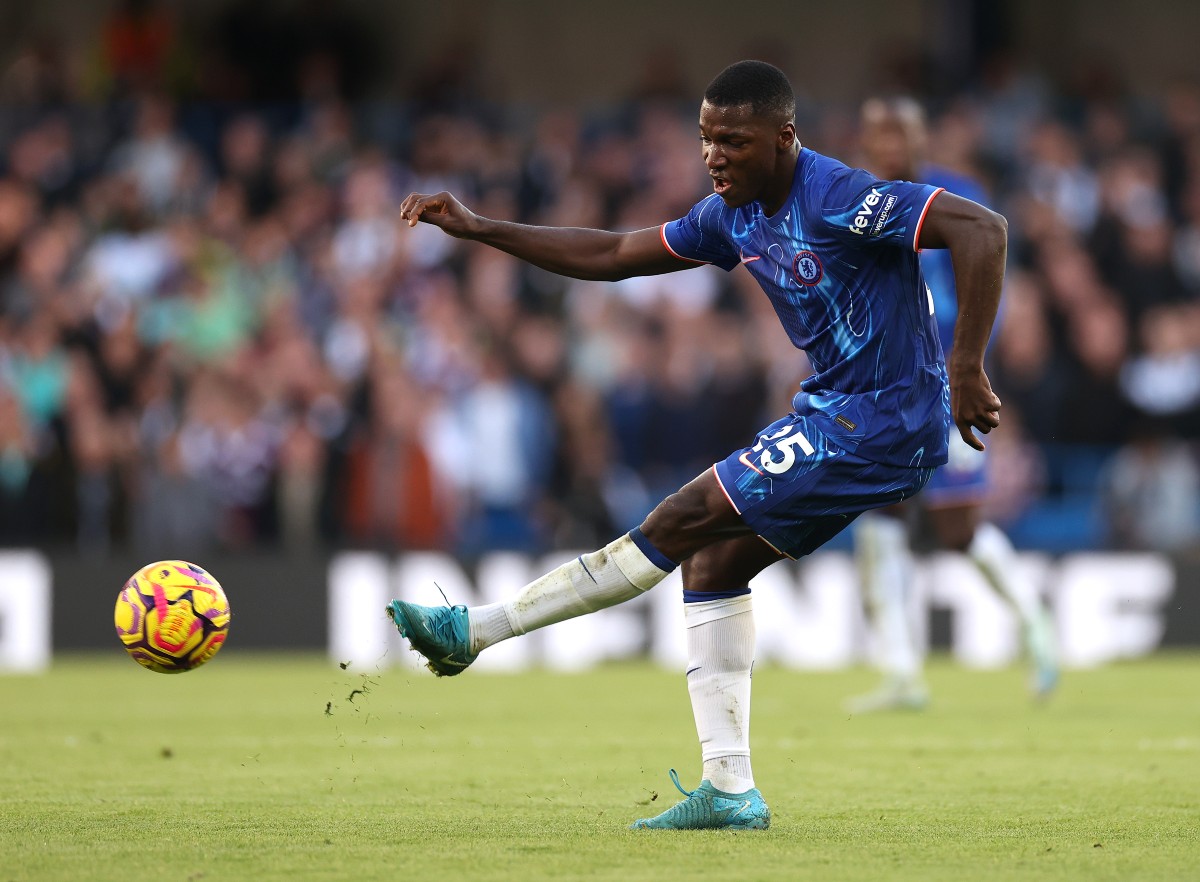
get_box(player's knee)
[640,494,700,560]
[641,487,717,550]
[648,488,706,533]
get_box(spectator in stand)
[1023,120,1100,238]
[220,115,278,219]
[988,271,1066,445]
[1101,418,1200,552]
[340,358,445,549]
[430,342,555,555]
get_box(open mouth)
[712,177,731,196]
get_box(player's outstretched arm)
[399,191,693,282]
[918,191,1008,451]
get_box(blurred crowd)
[2,11,1200,557]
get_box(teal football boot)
[385,601,477,677]
[631,769,770,830]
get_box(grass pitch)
[2,653,1197,882]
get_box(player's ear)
[777,121,796,151]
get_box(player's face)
[699,101,794,210]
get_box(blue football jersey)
[917,164,990,355]
[661,148,949,468]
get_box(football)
[114,560,231,673]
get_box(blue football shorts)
[713,411,934,559]
[920,431,988,509]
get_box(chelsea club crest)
[792,250,823,286]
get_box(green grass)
[1,653,1197,882]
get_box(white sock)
[468,533,673,653]
[685,594,756,794]
[856,513,920,682]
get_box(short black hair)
[703,60,795,122]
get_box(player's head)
[699,60,798,210]
[860,96,928,182]
[704,60,795,123]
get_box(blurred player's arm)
[917,191,1008,451]
[399,191,692,281]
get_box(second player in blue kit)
[846,97,1058,713]
[385,61,1008,830]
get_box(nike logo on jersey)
[739,248,760,264]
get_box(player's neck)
[761,147,801,218]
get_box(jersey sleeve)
[816,165,943,252]
[660,195,740,271]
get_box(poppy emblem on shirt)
[792,250,823,286]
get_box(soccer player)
[387,61,1007,830]
[846,97,1058,713]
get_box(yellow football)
[114,560,231,673]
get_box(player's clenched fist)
[399,191,480,238]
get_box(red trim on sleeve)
[660,223,711,265]
[913,187,945,253]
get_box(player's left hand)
[950,365,1001,452]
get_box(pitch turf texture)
[2,655,1197,882]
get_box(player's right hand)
[399,191,479,238]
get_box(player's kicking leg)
[386,469,747,677]
[385,526,679,676]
